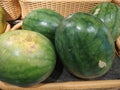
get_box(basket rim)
[113,0,120,1]
[0,80,120,89]
[0,0,17,1]
[19,0,112,2]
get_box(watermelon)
[90,2,120,41]
[55,12,115,79]
[0,30,56,86]
[22,8,63,42]
[0,6,6,34]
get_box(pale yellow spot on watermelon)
[22,36,36,54]
[7,33,36,54]
[93,8,100,15]
[98,60,107,68]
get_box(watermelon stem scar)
[98,60,107,68]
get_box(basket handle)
[4,22,11,32]
[11,20,23,30]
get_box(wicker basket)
[113,0,120,6]
[0,0,21,21]
[19,0,112,18]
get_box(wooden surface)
[0,80,120,90]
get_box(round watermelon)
[0,30,56,86]
[90,2,120,41]
[22,8,63,42]
[55,12,115,79]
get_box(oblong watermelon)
[55,12,115,79]
[22,8,63,42]
[0,30,56,86]
[90,2,120,41]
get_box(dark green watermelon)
[0,30,56,86]
[22,8,63,42]
[90,2,120,41]
[55,12,115,79]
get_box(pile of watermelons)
[0,2,120,87]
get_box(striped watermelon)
[55,12,115,79]
[22,8,63,42]
[90,2,120,41]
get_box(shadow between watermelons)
[43,40,64,83]
[43,55,64,83]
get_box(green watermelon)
[55,12,115,79]
[0,30,56,86]
[22,8,63,42]
[90,2,120,41]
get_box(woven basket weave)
[0,0,21,21]
[19,0,112,18]
[113,0,120,6]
